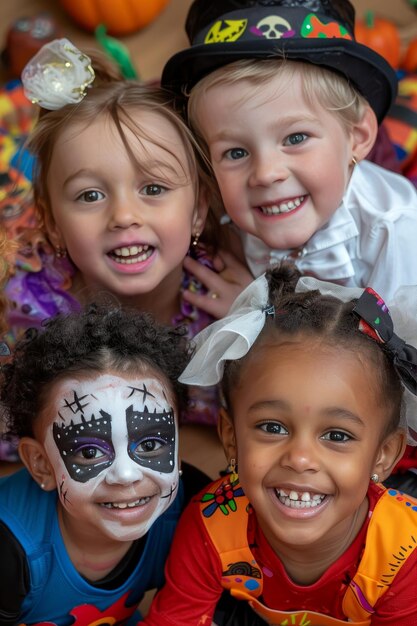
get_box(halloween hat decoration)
[161,0,398,123]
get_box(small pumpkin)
[355,11,401,70]
[402,39,417,73]
[59,0,170,36]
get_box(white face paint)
[43,373,179,542]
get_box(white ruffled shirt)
[240,160,417,300]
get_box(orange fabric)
[200,477,417,625]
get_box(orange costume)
[144,476,417,625]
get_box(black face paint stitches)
[52,385,176,483]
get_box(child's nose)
[109,195,144,229]
[280,435,320,474]
[104,453,145,485]
[249,150,288,187]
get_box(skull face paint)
[52,384,176,481]
[43,373,179,541]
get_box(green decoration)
[95,24,138,79]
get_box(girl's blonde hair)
[27,58,215,244]
[188,58,369,142]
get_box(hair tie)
[353,287,417,395]
[262,304,275,317]
[0,341,10,357]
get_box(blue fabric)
[0,468,183,625]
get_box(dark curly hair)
[1,304,192,438]
[222,262,403,438]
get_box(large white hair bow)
[180,274,417,445]
[180,273,270,387]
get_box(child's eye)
[283,133,308,146]
[141,184,166,196]
[77,190,105,202]
[72,443,111,465]
[258,421,288,435]
[224,147,248,161]
[321,431,352,443]
[131,437,167,456]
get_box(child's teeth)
[276,489,325,509]
[260,195,305,215]
[103,496,151,509]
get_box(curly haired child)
[0,303,209,624]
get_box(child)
[142,263,417,625]
[5,37,236,431]
[0,303,209,625]
[161,0,417,306]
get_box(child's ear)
[372,429,407,483]
[192,184,209,235]
[217,407,237,464]
[351,105,378,162]
[18,437,57,491]
[41,203,65,252]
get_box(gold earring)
[55,245,67,259]
[192,232,200,247]
[370,473,379,483]
[351,155,358,166]
[229,458,238,483]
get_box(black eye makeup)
[53,410,113,482]
[127,404,176,473]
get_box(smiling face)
[220,336,401,562]
[194,71,368,250]
[45,109,206,300]
[37,372,179,543]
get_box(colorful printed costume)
[144,476,417,625]
[0,467,192,625]
[239,160,417,301]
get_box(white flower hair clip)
[21,38,95,111]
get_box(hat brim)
[162,38,397,123]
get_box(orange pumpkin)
[402,39,417,73]
[355,11,401,70]
[59,0,170,36]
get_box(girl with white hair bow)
[143,261,417,626]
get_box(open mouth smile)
[275,488,326,509]
[258,195,306,216]
[108,245,153,265]
[101,496,152,509]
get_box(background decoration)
[58,0,170,36]
[355,10,401,69]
